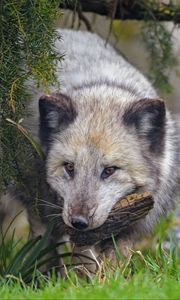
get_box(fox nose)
[71,216,88,230]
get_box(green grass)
[0,264,179,300]
[0,245,179,300]
[0,218,179,300]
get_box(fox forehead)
[48,94,141,159]
[47,122,149,188]
[52,102,123,148]
[49,114,143,169]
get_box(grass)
[0,272,179,300]
[0,252,179,300]
[0,217,179,299]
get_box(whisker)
[38,203,62,210]
[46,213,62,218]
[38,198,61,207]
[38,199,63,209]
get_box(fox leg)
[71,244,99,275]
[100,237,133,267]
[72,237,133,275]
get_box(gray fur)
[1,29,179,264]
[42,29,179,235]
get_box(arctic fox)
[1,29,179,267]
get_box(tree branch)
[60,0,180,23]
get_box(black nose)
[71,216,88,230]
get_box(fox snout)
[64,201,97,231]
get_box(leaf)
[5,237,41,276]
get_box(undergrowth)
[0,215,179,300]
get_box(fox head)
[39,88,166,231]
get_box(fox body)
[1,29,179,266]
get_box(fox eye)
[63,162,74,177]
[101,166,118,179]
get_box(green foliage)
[0,238,179,298]
[110,2,179,95]
[137,0,179,94]
[0,216,97,285]
[0,0,61,191]
[0,210,179,285]
[0,211,179,296]
[0,220,62,284]
[142,21,178,94]
[0,273,179,300]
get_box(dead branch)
[60,1,180,23]
[67,192,154,246]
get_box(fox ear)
[123,98,166,153]
[39,93,76,151]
